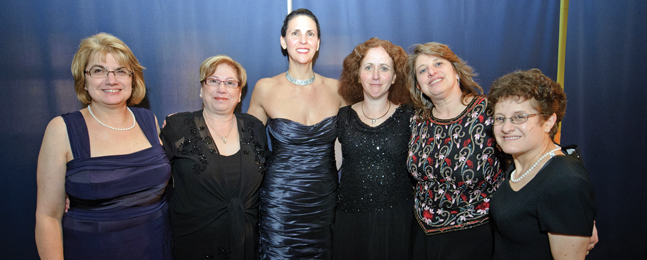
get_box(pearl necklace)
[87,105,136,131]
[285,71,315,86]
[361,102,391,124]
[510,145,561,183]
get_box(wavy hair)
[71,33,146,106]
[338,37,410,105]
[487,68,566,138]
[407,42,482,118]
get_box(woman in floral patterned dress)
[406,42,505,260]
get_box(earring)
[545,128,550,133]
[199,93,202,98]
[85,87,87,91]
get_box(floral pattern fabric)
[408,97,504,235]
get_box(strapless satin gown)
[259,116,338,259]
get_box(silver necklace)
[361,102,391,124]
[87,105,136,131]
[285,71,315,86]
[510,145,561,183]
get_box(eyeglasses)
[84,67,133,78]
[204,77,240,88]
[493,113,538,126]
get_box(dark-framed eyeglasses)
[84,67,133,78]
[204,77,240,88]
[493,113,538,126]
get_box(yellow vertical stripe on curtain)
[555,0,569,143]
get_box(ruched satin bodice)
[259,116,338,259]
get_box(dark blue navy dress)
[259,116,338,259]
[61,107,172,260]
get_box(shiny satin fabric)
[259,116,338,259]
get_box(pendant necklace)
[87,105,136,131]
[361,102,391,124]
[214,119,234,144]
[510,144,561,183]
[205,112,235,144]
[285,71,315,86]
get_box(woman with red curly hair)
[333,37,413,259]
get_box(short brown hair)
[71,33,146,106]
[488,68,567,138]
[407,42,482,118]
[199,55,247,89]
[338,37,410,105]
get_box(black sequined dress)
[331,105,415,260]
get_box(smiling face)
[85,53,132,107]
[280,15,320,64]
[493,97,556,158]
[414,54,460,100]
[359,47,395,101]
[201,63,242,115]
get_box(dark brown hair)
[488,68,567,138]
[280,8,320,56]
[338,37,410,105]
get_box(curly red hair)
[338,37,411,105]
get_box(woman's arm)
[247,80,269,125]
[548,232,590,260]
[35,117,71,260]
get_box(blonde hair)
[71,33,146,106]
[199,55,247,88]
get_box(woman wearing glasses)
[161,55,268,260]
[35,33,172,259]
[488,69,596,260]
[406,42,504,259]
[248,8,344,259]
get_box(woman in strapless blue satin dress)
[247,8,345,259]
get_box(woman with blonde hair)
[35,33,172,259]
[162,55,268,259]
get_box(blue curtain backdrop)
[561,1,647,259]
[0,0,643,259]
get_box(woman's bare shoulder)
[44,116,68,137]
[253,74,285,95]
[318,73,339,86]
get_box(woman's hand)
[587,221,599,253]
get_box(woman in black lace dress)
[332,37,414,259]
